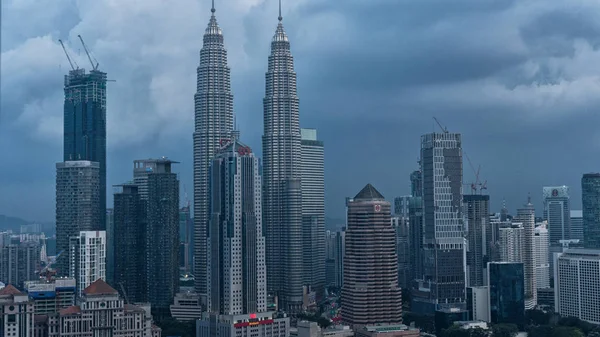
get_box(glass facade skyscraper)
[488,262,525,325]
[582,174,600,249]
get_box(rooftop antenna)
[211,0,215,13]
[58,39,78,70]
[278,0,283,21]
[78,35,99,70]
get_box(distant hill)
[0,215,55,235]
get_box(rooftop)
[354,184,385,200]
[83,279,118,296]
[59,305,81,316]
[0,285,24,296]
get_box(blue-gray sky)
[2,0,600,222]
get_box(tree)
[588,329,600,337]
[527,325,553,337]
[526,309,552,326]
[440,326,470,337]
[492,323,518,337]
[552,326,584,337]
[155,318,196,337]
[558,317,596,335]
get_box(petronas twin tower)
[193,1,305,312]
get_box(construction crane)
[118,282,131,304]
[78,35,99,70]
[433,117,449,133]
[40,250,64,281]
[58,40,78,70]
[464,152,486,194]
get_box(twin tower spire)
[209,0,283,20]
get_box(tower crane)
[433,117,449,133]
[77,35,99,70]
[58,40,78,70]
[464,152,486,194]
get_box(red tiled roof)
[59,306,81,316]
[0,285,24,296]
[83,279,118,296]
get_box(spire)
[278,0,282,21]
[211,0,215,14]
[205,0,222,36]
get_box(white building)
[0,285,34,336]
[196,312,290,337]
[69,230,106,297]
[534,224,550,289]
[466,286,490,322]
[555,249,600,324]
[514,201,537,309]
[170,291,202,321]
[499,224,524,263]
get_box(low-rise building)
[25,277,76,314]
[170,291,202,321]
[196,311,289,337]
[354,324,419,337]
[0,285,35,336]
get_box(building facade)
[392,216,411,289]
[420,132,465,308]
[582,174,600,249]
[196,312,289,337]
[543,186,571,244]
[193,3,235,300]
[0,241,40,289]
[534,225,550,289]
[300,128,326,298]
[325,229,345,288]
[24,277,76,314]
[69,231,106,297]
[466,286,490,322]
[463,194,489,287]
[113,183,146,303]
[55,161,101,276]
[341,184,402,326]
[514,200,537,309]
[0,285,35,336]
[207,139,266,315]
[63,68,107,232]
[262,11,303,313]
[555,249,600,324]
[570,210,584,241]
[487,262,525,326]
[498,224,524,263]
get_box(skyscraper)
[420,132,465,308]
[487,262,525,325]
[55,161,101,276]
[582,173,600,249]
[514,199,536,309]
[69,230,106,297]
[63,68,107,230]
[113,183,146,303]
[534,224,550,289]
[325,229,345,288]
[393,216,411,289]
[0,241,40,288]
[341,184,402,326]
[300,128,325,297]
[207,138,266,315]
[463,194,489,287]
[262,5,303,312]
[194,2,234,299]
[543,186,571,244]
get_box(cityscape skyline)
[3,0,600,222]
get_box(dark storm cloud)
[2,0,600,220]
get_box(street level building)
[0,285,34,336]
[196,311,290,337]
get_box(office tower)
[55,161,101,276]
[341,184,402,326]
[534,224,550,289]
[300,128,325,296]
[486,214,508,264]
[408,196,423,281]
[582,173,600,249]
[393,216,411,289]
[106,208,114,284]
[113,183,146,303]
[466,286,490,322]
[543,186,571,243]
[262,7,303,313]
[463,194,489,287]
[0,241,40,288]
[63,67,107,230]
[179,206,192,273]
[325,230,345,288]
[0,286,35,335]
[206,139,266,314]
[514,200,536,309]
[420,132,465,308]
[25,278,76,314]
[142,159,180,309]
[555,249,600,324]
[69,230,106,297]
[498,223,524,262]
[193,2,234,299]
[394,196,411,218]
[570,210,584,241]
[410,170,422,197]
[487,262,525,325]
[46,279,161,336]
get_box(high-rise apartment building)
[193,3,234,299]
[262,10,303,312]
[206,139,266,315]
[113,183,146,303]
[582,174,600,249]
[463,195,489,287]
[555,249,600,324]
[0,241,40,288]
[69,230,106,297]
[419,132,465,308]
[534,224,550,289]
[514,200,536,309]
[498,223,524,263]
[341,184,402,326]
[55,161,101,276]
[300,128,325,297]
[141,159,180,309]
[63,68,107,231]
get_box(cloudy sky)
[2,0,600,222]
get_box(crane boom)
[58,39,77,70]
[433,117,449,133]
[78,35,99,70]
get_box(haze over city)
[2,0,600,220]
